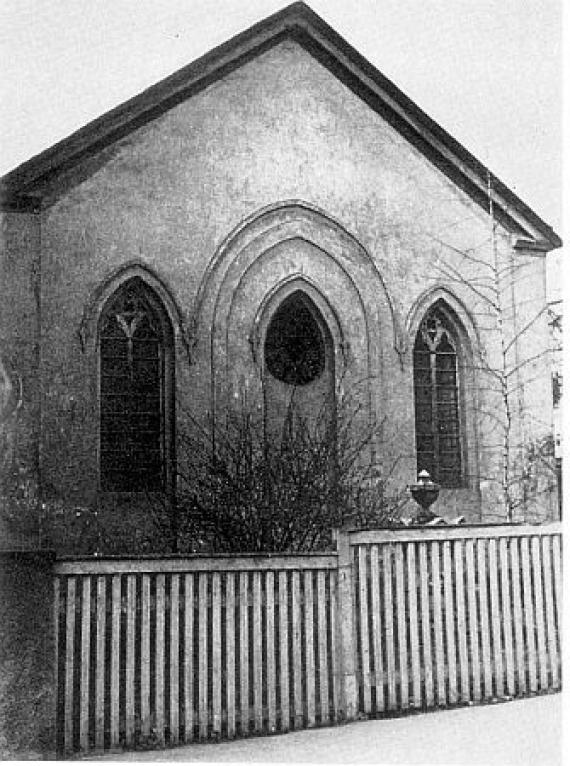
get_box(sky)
[0,0,563,235]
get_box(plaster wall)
[0,212,40,543]
[29,41,554,540]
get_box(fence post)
[334,529,358,721]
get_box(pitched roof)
[0,2,561,249]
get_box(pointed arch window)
[413,306,463,487]
[265,291,326,386]
[99,278,174,492]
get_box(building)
[0,3,561,552]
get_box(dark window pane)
[414,306,463,487]
[99,280,168,492]
[265,292,325,386]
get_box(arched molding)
[406,286,480,355]
[78,261,191,362]
[195,201,402,422]
[251,275,347,374]
[221,237,369,375]
[195,199,402,352]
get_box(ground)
[90,693,562,764]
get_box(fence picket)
[370,545,384,712]
[317,570,329,723]
[431,542,446,706]
[170,574,181,743]
[225,573,236,738]
[110,575,121,749]
[184,574,194,741]
[304,570,316,726]
[252,572,263,733]
[453,541,469,703]
[291,571,303,728]
[418,542,433,707]
[329,571,341,721]
[498,538,515,696]
[239,572,249,735]
[520,537,538,692]
[552,535,561,679]
[552,535,561,628]
[488,539,504,698]
[125,575,136,746]
[531,537,548,690]
[465,539,481,702]
[211,573,222,737]
[279,571,290,732]
[442,541,457,705]
[357,546,371,713]
[476,540,492,700]
[541,537,559,688]
[394,545,408,709]
[509,539,526,695]
[198,573,208,739]
[95,577,106,751]
[141,575,151,740]
[64,577,76,755]
[383,545,397,710]
[266,572,276,732]
[79,577,91,752]
[406,544,421,709]
[155,574,165,746]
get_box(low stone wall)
[0,551,56,759]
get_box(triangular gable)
[0,2,560,249]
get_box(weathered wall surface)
[27,40,555,542]
[0,212,41,544]
[0,551,56,758]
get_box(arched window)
[265,291,326,386]
[413,304,463,487]
[99,278,174,492]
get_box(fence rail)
[53,524,562,757]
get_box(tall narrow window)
[99,279,173,491]
[413,306,462,487]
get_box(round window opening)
[265,293,326,386]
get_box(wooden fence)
[345,525,562,716]
[53,524,561,757]
[53,554,340,756]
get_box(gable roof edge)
[0,2,561,250]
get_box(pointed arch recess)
[406,286,480,353]
[251,275,345,370]
[194,201,400,419]
[79,261,190,361]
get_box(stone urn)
[409,470,440,523]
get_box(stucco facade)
[0,6,560,551]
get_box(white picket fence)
[54,554,340,756]
[53,523,562,757]
[345,525,562,715]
